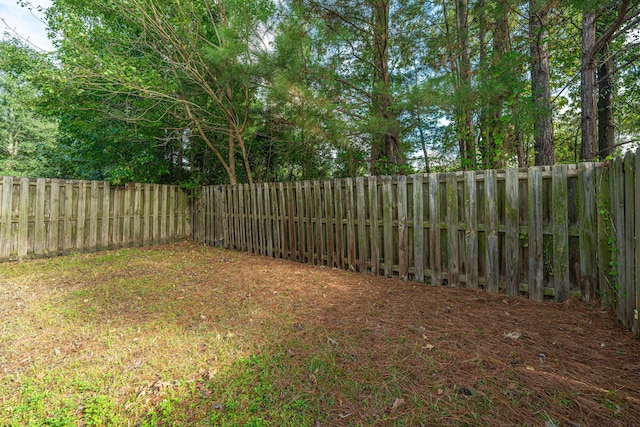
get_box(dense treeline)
[1,0,639,185]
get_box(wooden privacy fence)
[609,150,640,335]
[194,162,612,304]
[9,156,640,336]
[0,177,192,261]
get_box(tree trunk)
[454,0,476,169]
[530,0,555,165]
[598,42,615,159]
[580,11,598,161]
[370,0,403,175]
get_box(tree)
[282,0,411,175]
[530,0,555,165]
[579,0,640,160]
[47,0,276,184]
[0,39,58,177]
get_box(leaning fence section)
[0,177,192,261]
[194,163,610,304]
[608,150,640,335]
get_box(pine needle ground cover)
[1,241,639,426]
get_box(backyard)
[1,240,639,426]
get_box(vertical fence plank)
[552,165,570,302]
[123,185,132,246]
[112,186,121,247]
[368,177,379,276]
[228,186,235,249]
[266,183,275,257]
[612,157,625,323]
[382,176,394,277]
[237,185,245,251]
[246,185,255,253]
[505,168,520,296]
[198,186,206,244]
[635,151,640,334]
[596,164,611,305]
[287,183,296,260]
[161,185,169,243]
[49,180,60,255]
[212,186,218,245]
[225,186,232,248]
[578,163,596,303]
[258,184,266,254]
[1,177,12,259]
[334,179,344,269]
[413,175,424,283]
[64,181,74,251]
[356,177,367,273]
[296,181,305,261]
[176,187,184,239]
[324,181,334,267]
[133,183,144,245]
[430,174,441,286]
[398,176,409,280]
[623,152,635,330]
[34,178,46,256]
[169,186,176,241]
[485,170,499,293]
[76,181,87,251]
[314,181,324,266]
[278,182,286,259]
[446,174,459,286]
[18,178,30,259]
[152,185,160,243]
[267,184,282,258]
[143,184,151,245]
[305,181,314,264]
[465,172,478,288]
[88,181,99,250]
[345,178,356,271]
[102,183,111,248]
[216,186,224,246]
[528,167,544,301]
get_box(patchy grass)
[1,241,640,426]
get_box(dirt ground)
[2,240,640,426]
[187,242,640,426]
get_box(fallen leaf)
[391,398,405,411]
[327,337,338,346]
[503,331,522,341]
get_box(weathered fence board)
[505,168,519,296]
[552,165,570,302]
[528,168,544,301]
[0,178,191,261]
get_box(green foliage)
[3,0,639,182]
[0,39,59,177]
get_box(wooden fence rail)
[194,163,611,303]
[0,177,192,261]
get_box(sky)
[0,0,53,51]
